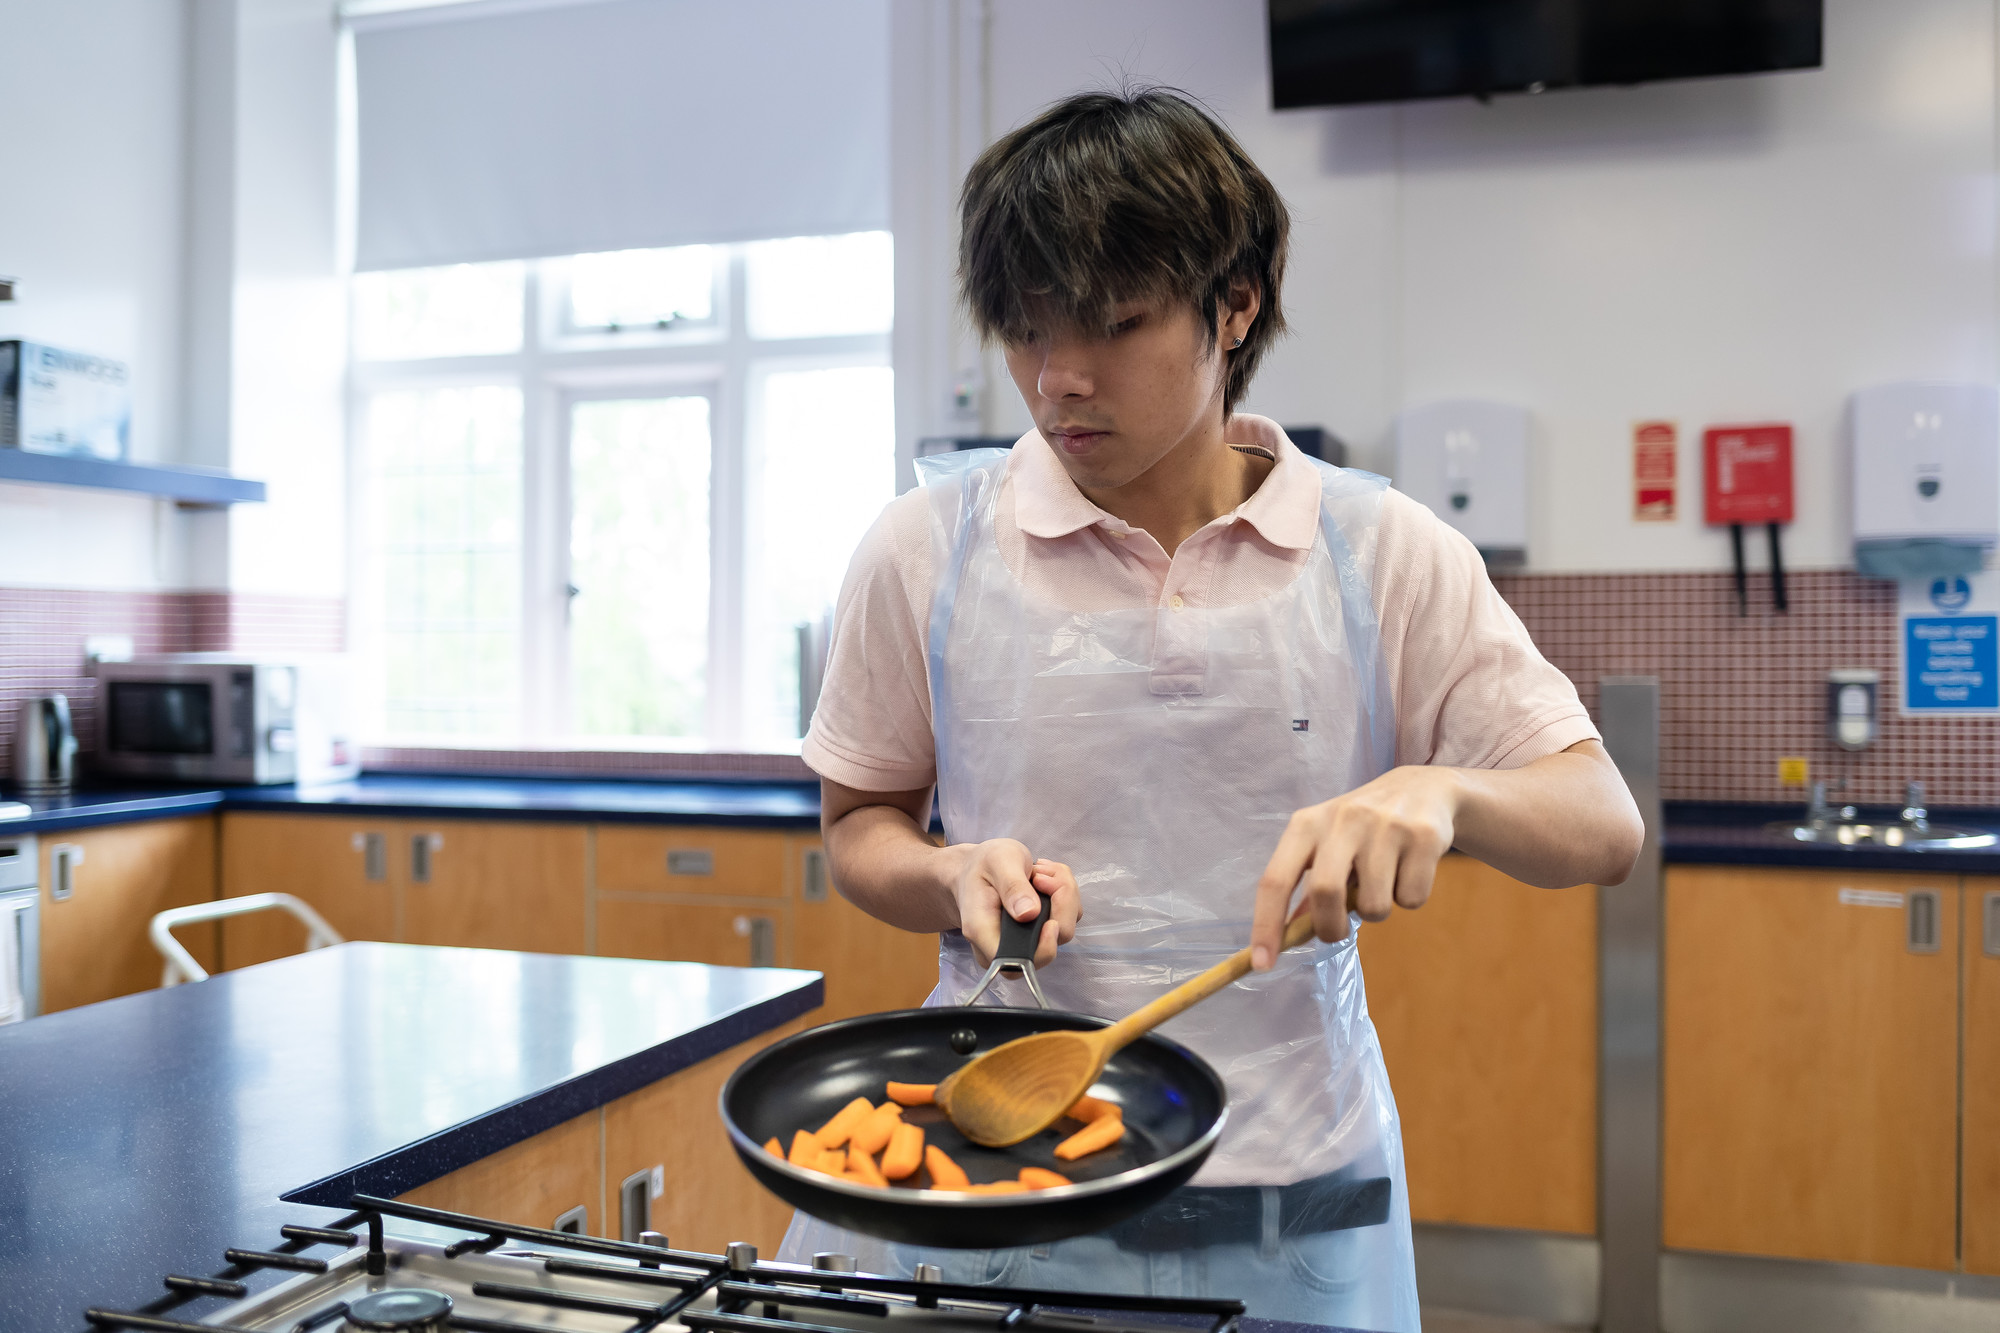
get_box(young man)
[783,89,1643,1330]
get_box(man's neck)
[1075,421,1274,556]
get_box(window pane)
[570,397,712,739]
[353,262,524,359]
[745,232,893,340]
[568,246,717,330]
[364,386,522,737]
[743,365,895,743]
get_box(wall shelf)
[0,450,265,508]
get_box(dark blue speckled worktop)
[0,942,823,1333]
[9,775,2000,877]
[0,772,823,835]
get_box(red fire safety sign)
[1703,423,1794,525]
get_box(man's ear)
[1220,279,1262,344]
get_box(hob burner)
[344,1287,452,1330]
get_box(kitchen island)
[0,942,822,1332]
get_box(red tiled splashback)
[0,588,345,775]
[1493,568,2000,808]
[4,572,1992,805]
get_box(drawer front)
[594,827,787,898]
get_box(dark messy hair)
[958,87,1289,416]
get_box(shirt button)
[1170,594,1185,612]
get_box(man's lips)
[1049,428,1110,454]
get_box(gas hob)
[81,1195,1246,1333]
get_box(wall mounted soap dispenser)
[1829,668,1879,751]
[1394,399,1530,566]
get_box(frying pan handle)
[993,890,1052,969]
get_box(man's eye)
[1108,316,1141,337]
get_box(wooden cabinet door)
[399,1110,600,1234]
[1359,854,1598,1234]
[1662,866,1958,1270]
[787,835,937,1022]
[1966,876,2000,1275]
[602,1017,808,1249]
[219,813,398,969]
[595,899,788,970]
[395,820,587,955]
[40,816,218,1012]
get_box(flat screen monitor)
[1269,0,1823,109]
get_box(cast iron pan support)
[958,891,1053,1009]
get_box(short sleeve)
[801,489,940,791]
[1373,490,1599,770]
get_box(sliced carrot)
[1018,1166,1071,1190]
[817,1146,848,1175]
[1065,1094,1121,1123]
[764,1137,785,1159]
[815,1096,876,1148]
[788,1129,824,1167]
[885,1081,936,1106]
[961,1180,1030,1194]
[924,1144,970,1190]
[846,1147,889,1188]
[880,1122,925,1180]
[850,1102,905,1155]
[1053,1114,1126,1161]
[843,1167,885,1187]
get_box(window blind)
[352,0,889,272]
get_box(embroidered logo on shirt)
[1292,719,1310,732]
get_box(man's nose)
[1036,337,1093,401]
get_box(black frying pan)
[719,897,1228,1249]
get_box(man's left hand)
[1248,765,1460,968]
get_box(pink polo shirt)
[803,415,1597,793]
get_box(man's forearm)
[823,798,965,933]
[1447,742,1643,888]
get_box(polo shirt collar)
[1010,413,1322,552]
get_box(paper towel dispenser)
[1852,382,1999,579]
[1394,399,1530,565]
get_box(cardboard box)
[0,340,130,461]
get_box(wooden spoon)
[936,912,1321,1147]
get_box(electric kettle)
[12,693,77,797]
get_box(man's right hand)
[950,839,1081,969]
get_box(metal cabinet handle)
[1907,888,1941,954]
[49,844,84,901]
[1984,891,2000,959]
[350,832,387,882]
[411,832,443,884]
[733,915,777,967]
[802,847,830,903]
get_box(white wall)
[0,0,195,589]
[910,0,1999,573]
[0,0,346,598]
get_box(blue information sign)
[1900,575,2000,714]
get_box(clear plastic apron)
[781,449,1419,1332]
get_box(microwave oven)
[90,656,358,785]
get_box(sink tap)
[1901,780,1930,831]
[1808,778,1853,826]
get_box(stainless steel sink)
[1765,819,1997,849]
[1767,778,1997,849]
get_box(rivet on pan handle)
[959,891,1052,1008]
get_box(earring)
[1233,336,1244,348]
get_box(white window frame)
[348,245,891,750]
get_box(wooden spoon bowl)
[937,913,1319,1147]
